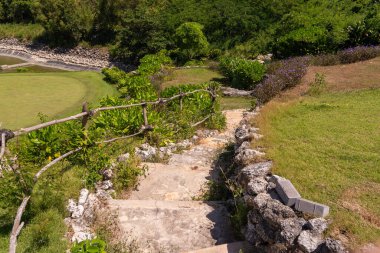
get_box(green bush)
[71,239,107,253]
[219,57,266,89]
[174,22,210,63]
[101,67,127,85]
[138,50,172,76]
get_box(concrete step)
[109,200,236,253]
[183,241,254,253]
[129,163,215,201]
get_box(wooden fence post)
[142,102,148,127]
[81,102,89,128]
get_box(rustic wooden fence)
[0,88,217,253]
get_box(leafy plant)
[71,239,107,253]
[219,57,266,89]
[307,73,327,96]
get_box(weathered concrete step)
[183,241,254,253]
[130,163,215,201]
[109,200,236,253]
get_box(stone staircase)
[109,110,252,253]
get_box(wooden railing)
[0,88,217,253]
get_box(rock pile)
[233,110,347,253]
[0,38,128,71]
[134,129,218,161]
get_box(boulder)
[307,218,328,234]
[221,87,253,97]
[279,218,306,245]
[235,149,265,166]
[318,238,347,253]
[78,189,89,206]
[117,153,130,162]
[247,177,268,195]
[298,230,324,253]
[238,161,272,186]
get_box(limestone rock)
[222,87,253,97]
[238,161,272,186]
[78,189,89,206]
[307,218,328,234]
[135,143,157,161]
[102,169,113,180]
[117,153,130,162]
[247,177,268,195]
[71,205,85,219]
[279,218,306,245]
[318,238,347,253]
[67,199,77,214]
[298,230,324,253]
[235,148,265,166]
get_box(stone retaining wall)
[0,38,129,71]
[232,110,347,253]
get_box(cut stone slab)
[183,241,254,253]
[275,178,301,206]
[295,198,330,217]
[129,163,213,201]
[109,200,235,253]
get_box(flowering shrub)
[311,46,380,66]
[254,57,309,103]
[337,46,380,64]
[219,57,266,89]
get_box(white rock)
[71,205,85,219]
[101,180,113,190]
[247,177,269,195]
[71,231,94,243]
[298,230,324,253]
[117,153,130,162]
[307,218,328,234]
[78,189,89,205]
[67,199,77,214]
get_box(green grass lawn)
[255,89,380,248]
[0,72,119,130]
[161,68,223,89]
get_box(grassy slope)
[0,72,119,130]
[161,68,223,89]
[254,58,380,249]
[161,68,253,110]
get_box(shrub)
[174,22,209,63]
[310,54,340,66]
[101,67,127,84]
[219,57,266,90]
[337,46,380,64]
[254,57,309,103]
[138,50,172,76]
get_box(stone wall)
[232,110,347,253]
[0,38,129,71]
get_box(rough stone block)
[295,198,330,217]
[275,179,301,206]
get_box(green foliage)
[35,0,91,46]
[173,22,209,63]
[219,57,266,89]
[101,67,127,84]
[71,239,107,253]
[138,50,172,76]
[307,73,327,96]
[17,209,67,253]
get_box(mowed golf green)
[0,72,118,129]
